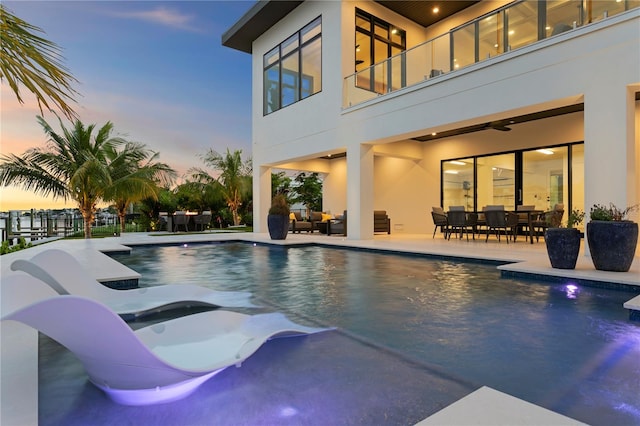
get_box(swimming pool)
[105,242,640,425]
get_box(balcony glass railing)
[343,0,639,108]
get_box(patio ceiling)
[412,104,585,142]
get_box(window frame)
[263,16,322,115]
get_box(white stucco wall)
[251,1,639,237]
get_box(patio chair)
[11,249,257,320]
[1,274,327,406]
[173,211,189,232]
[484,208,519,243]
[193,211,212,231]
[430,209,449,239]
[532,204,565,242]
[290,211,313,233]
[373,210,391,234]
[447,210,477,241]
[328,211,347,235]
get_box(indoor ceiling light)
[536,149,554,155]
[449,160,465,165]
[432,7,439,14]
[444,170,459,174]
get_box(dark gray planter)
[267,214,289,240]
[544,228,581,269]
[586,221,638,272]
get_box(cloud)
[113,6,202,33]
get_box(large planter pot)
[267,214,289,240]
[586,221,638,272]
[544,228,581,269]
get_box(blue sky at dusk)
[1,1,254,210]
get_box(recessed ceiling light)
[432,7,439,14]
[431,132,437,136]
[536,149,554,155]
[444,170,458,174]
[449,160,465,165]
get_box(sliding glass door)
[522,147,568,211]
[477,153,515,210]
[442,143,583,215]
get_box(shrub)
[590,203,639,221]
[268,194,290,216]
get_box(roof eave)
[221,1,303,54]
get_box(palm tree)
[1,4,79,119]
[190,149,251,226]
[0,116,124,238]
[104,144,176,234]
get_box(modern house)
[223,0,640,240]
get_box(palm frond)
[0,4,79,119]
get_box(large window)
[442,143,584,215]
[263,17,322,115]
[355,9,405,93]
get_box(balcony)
[343,0,639,108]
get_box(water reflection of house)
[223,0,639,239]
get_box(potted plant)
[267,194,290,240]
[544,209,584,269]
[586,203,639,272]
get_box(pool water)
[111,242,640,425]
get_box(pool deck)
[1,231,637,425]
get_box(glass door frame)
[440,141,583,214]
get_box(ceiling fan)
[486,121,512,131]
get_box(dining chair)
[431,211,449,239]
[447,210,476,240]
[173,211,189,232]
[485,208,518,243]
[532,204,564,242]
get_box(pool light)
[565,284,579,299]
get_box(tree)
[0,4,79,119]
[0,116,125,238]
[104,144,176,234]
[271,171,294,203]
[190,149,252,226]
[292,172,323,217]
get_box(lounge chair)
[290,211,314,233]
[10,249,256,320]
[328,211,347,235]
[1,273,59,315]
[1,274,327,406]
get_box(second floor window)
[355,9,406,93]
[263,16,322,115]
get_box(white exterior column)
[254,165,272,233]
[346,144,374,239]
[584,84,637,213]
